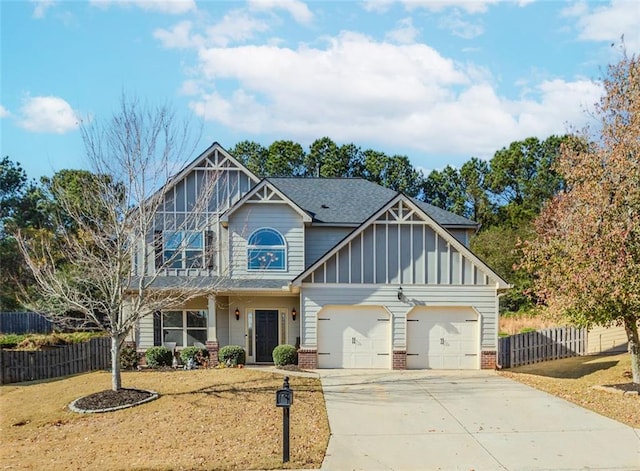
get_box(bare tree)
[16,97,228,391]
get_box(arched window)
[247,228,286,270]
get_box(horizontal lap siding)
[139,314,154,349]
[229,204,304,279]
[301,285,498,351]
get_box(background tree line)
[2,134,568,313]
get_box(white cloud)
[386,17,420,44]
[155,10,271,49]
[90,0,196,15]
[31,0,56,18]
[0,105,10,118]
[361,0,395,13]
[248,0,313,24]
[179,31,603,165]
[18,96,80,134]
[154,20,202,49]
[362,0,502,14]
[205,9,270,47]
[563,0,640,51]
[438,13,484,38]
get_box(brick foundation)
[392,350,407,370]
[206,340,219,367]
[481,350,497,369]
[297,348,317,369]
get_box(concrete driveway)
[318,370,640,471]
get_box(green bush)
[519,327,537,334]
[272,344,298,366]
[145,346,173,367]
[180,346,209,366]
[0,334,26,349]
[120,344,140,370]
[218,345,246,366]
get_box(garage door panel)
[317,307,390,369]
[407,308,479,370]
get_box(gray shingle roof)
[267,177,477,228]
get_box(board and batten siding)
[305,226,353,267]
[300,285,498,351]
[301,222,492,286]
[228,203,305,279]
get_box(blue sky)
[1,0,638,181]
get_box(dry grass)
[500,353,640,428]
[0,368,329,470]
[499,313,560,336]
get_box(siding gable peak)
[292,194,510,289]
[221,179,312,226]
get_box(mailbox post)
[275,376,293,463]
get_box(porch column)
[207,294,218,342]
[206,294,219,366]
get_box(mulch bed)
[72,388,156,411]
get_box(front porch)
[135,292,300,366]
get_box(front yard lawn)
[499,353,640,428]
[0,368,329,470]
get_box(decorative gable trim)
[144,142,260,211]
[291,194,510,289]
[165,142,259,193]
[247,185,285,203]
[220,179,312,226]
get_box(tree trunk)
[111,335,122,391]
[624,318,640,384]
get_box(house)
[131,142,510,369]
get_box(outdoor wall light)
[291,308,297,321]
[397,286,403,301]
[235,308,240,320]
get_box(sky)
[1,0,639,181]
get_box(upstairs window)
[247,228,286,270]
[164,231,203,269]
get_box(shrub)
[0,334,26,349]
[145,346,173,367]
[180,346,209,366]
[519,327,537,334]
[218,345,246,366]
[120,344,140,370]
[272,344,297,366]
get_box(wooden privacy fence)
[0,337,111,384]
[498,326,586,369]
[0,311,53,334]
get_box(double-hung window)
[162,310,207,347]
[247,228,286,270]
[164,231,203,269]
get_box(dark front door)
[255,309,279,363]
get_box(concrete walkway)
[318,370,640,471]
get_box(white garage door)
[317,306,390,368]
[406,307,479,369]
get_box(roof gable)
[220,178,313,225]
[166,142,259,188]
[268,177,477,228]
[292,194,509,289]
